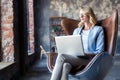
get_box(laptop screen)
[55,35,84,56]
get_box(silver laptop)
[55,35,84,56]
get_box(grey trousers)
[50,54,90,80]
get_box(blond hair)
[78,7,97,27]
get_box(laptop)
[55,35,84,56]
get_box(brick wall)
[50,0,120,21]
[1,0,14,62]
[28,0,35,55]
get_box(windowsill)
[0,62,14,70]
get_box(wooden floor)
[18,54,120,80]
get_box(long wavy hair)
[78,7,97,27]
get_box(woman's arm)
[95,27,104,53]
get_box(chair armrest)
[85,53,96,56]
[74,52,113,80]
[84,53,96,59]
[46,52,58,72]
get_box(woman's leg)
[50,54,66,80]
[50,54,90,80]
[61,63,72,80]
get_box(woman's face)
[79,10,89,23]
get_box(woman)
[50,6,104,80]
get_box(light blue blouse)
[81,30,90,53]
[73,26,104,54]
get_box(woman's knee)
[56,54,66,63]
[63,63,72,72]
[63,63,72,69]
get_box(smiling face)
[79,10,90,23]
[78,7,97,27]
